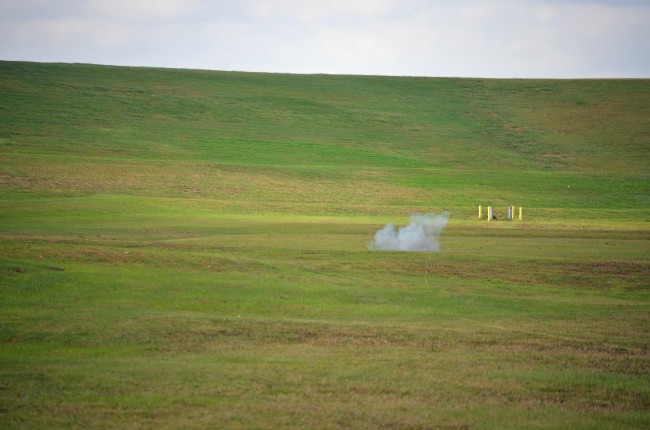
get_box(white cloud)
[64,19,129,47]
[83,0,202,21]
[11,17,131,51]
[251,0,398,22]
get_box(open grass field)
[1,61,649,429]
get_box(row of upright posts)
[478,205,522,221]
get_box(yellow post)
[519,207,522,220]
[487,206,492,222]
[478,205,482,219]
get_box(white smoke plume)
[369,212,449,252]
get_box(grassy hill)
[2,61,648,216]
[0,61,649,429]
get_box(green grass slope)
[1,61,649,429]
[1,61,648,217]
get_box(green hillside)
[1,61,648,217]
[1,61,649,429]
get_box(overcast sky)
[1,0,649,78]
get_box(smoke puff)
[369,212,449,252]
